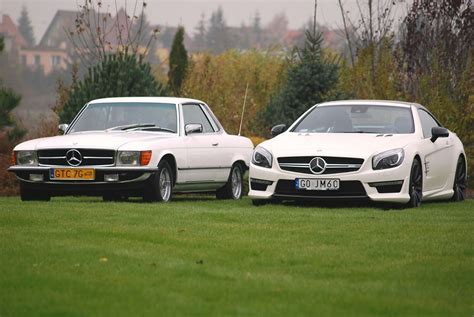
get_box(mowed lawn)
[0,196,472,317]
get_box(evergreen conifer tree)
[206,7,229,53]
[193,14,207,52]
[168,27,188,96]
[17,6,36,47]
[259,30,342,128]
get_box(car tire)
[216,164,243,200]
[406,158,423,208]
[20,183,51,202]
[144,160,173,202]
[451,155,466,202]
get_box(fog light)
[29,174,44,182]
[104,174,119,182]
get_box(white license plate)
[296,178,340,190]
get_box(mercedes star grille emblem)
[309,157,326,174]
[66,149,83,166]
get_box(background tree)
[206,7,230,54]
[258,30,341,129]
[67,0,159,66]
[399,0,473,183]
[168,27,188,96]
[130,12,153,47]
[252,12,262,48]
[0,37,25,142]
[59,53,167,123]
[193,13,207,52]
[17,6,35,47]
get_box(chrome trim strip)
[278,163,309,168]
[38,156,66,159]
[8,166,159,171]
[326,164,362,169]
[177,166,232,171]
[83,156,114,159]
[279,163,362,169]
[38,164,115,167]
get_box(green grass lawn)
[0,196,472,316]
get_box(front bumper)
[8,166,157,196]
[248,163,411,203]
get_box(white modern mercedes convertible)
[249,100,467,207]
[9,97,253,202]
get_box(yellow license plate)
[50,168,95,180]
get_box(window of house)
[51,55,61,66]
[34,55,41,65]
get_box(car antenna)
[238,82,249,136]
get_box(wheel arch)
[158,153,177,185]
[233,159,248,172]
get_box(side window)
[183,104,214,133]
[418,109,440,138]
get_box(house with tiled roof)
[0,14,28,53]
[18,10,76,74]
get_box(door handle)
[212,142,219,146]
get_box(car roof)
[88,96,205,105]
[317,100,421,108]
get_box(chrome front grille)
[278,156,364,175]
[38,149,115,167]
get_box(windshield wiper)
[340,130,376,133]
[106,123,156,131]
[134,126,175,133]
[106,123,175,133]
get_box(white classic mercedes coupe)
[9,97,254,202]
[249,100,467,208]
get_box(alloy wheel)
[408,159,423,208]
[159,168,172,202]
[452,156,466,201]
[231,166,242,199]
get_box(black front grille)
[274,180,367,198]
[277,156,364,175]
[38,149,115,166]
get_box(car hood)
[15,131,176,151]
[266,133,415,159]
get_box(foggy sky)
[0,0,409,43]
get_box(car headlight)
[117,151,152,166]
[252,147,273,168]
[372,148,404,170]
[16,151,38,166]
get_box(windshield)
[69,102,178,133]
[292,105,414,134]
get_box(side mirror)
[58,124,69,134]
[185,123,203,135]
[271,124,287,138]
[430,126,449,143]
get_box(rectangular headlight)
[117,151,152,166]
[117,151,140,166]
[16,151,38,166]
